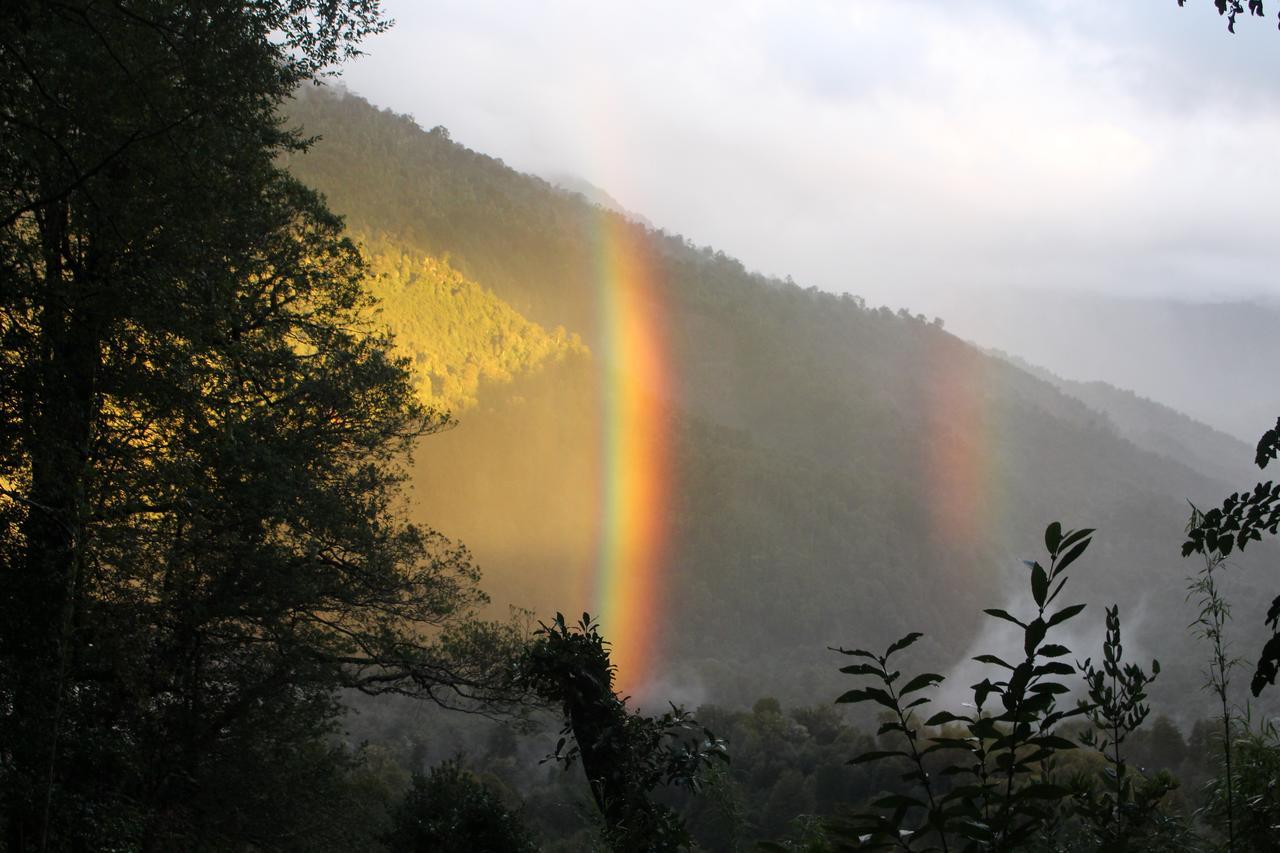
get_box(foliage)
[385,758,538,853]
[1177,0,1277,33]
[829,523,1101,850]
[1186,535,1241,849]
[520,613,728,852]
[1183,418,1280,697]
[283,85,1255,715]
[0,2,517,848]
[827,524,1192,852]
[1072,605,1174,851]
[1203,715,1280,851]
[361,235,586,412]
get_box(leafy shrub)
[385,758,537,853]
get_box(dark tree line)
[0,2,517,849]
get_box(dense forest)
[3,1,1280,851]
[284,84,1278,713]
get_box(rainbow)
[920,333,1005,557]
[590,209,672,694]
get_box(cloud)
[340,0,1280,307]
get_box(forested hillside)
[12,3,1280,850]
[283,86,1276,712]
[361,234,587,411]
[926,287,1280,443]
[999,351,1259,488]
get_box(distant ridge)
[543,172,655,228]
[994,349,1257,488]
[926,287,1280,443]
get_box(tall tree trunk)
[5,200,101,851]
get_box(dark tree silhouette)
[0,3,517,848]
[520,613,726,852]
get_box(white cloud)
[340,0,1280,307]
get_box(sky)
[338,0,1280,314]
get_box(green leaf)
[1024,618,1047,657]
[835,688,875,704]
[1047,603,1086,627]
[1030,679,1072,692]
[839,663,883,677]
[1056,537,1092,573]
[1032,661,1074,677]
[847,750,909,765]
[970,716,1001,739]
[972,679,998,708]
[886,632,924,657]
[984,608,1026,629]
[1058,527,1095,552]
[1047,575,1070,605]
[974,654,1014,670]
[1044,522,1063,554]
[1031,561,1049,607]
[900,672,945,695]
[923,738,973,754]
[872,794,927,810]
[1030,734,1077,751]
[837,686,898,709]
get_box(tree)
[1183,419,1280,698]
[0,2,514,848]
[520,613,727,852]
[385,759,538,853]
[1177,0,1278,33]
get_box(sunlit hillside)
[361,235,587,412]
[284,85,1278,712]
[13,4,1280,850]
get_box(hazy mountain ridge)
[994,349,1258,488]
[543,172,655,228]
[925,287,1280,443]
[284,86,1276,711]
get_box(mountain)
[281,86,1277,714]
[919,287,1280,444]
[994,350,1258,488]
[359,233,587,412]
[543,172,655,228]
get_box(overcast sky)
[338,0,1280,311]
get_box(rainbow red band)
[591,211,671,693]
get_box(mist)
[342,0,1280,307]
[15,2,1280,849]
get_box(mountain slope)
[283,86,1277,712]
[998,350,1258,488]
[361,234,587,412]
[922,287,1280,443]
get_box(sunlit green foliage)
[359,235,586,411]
